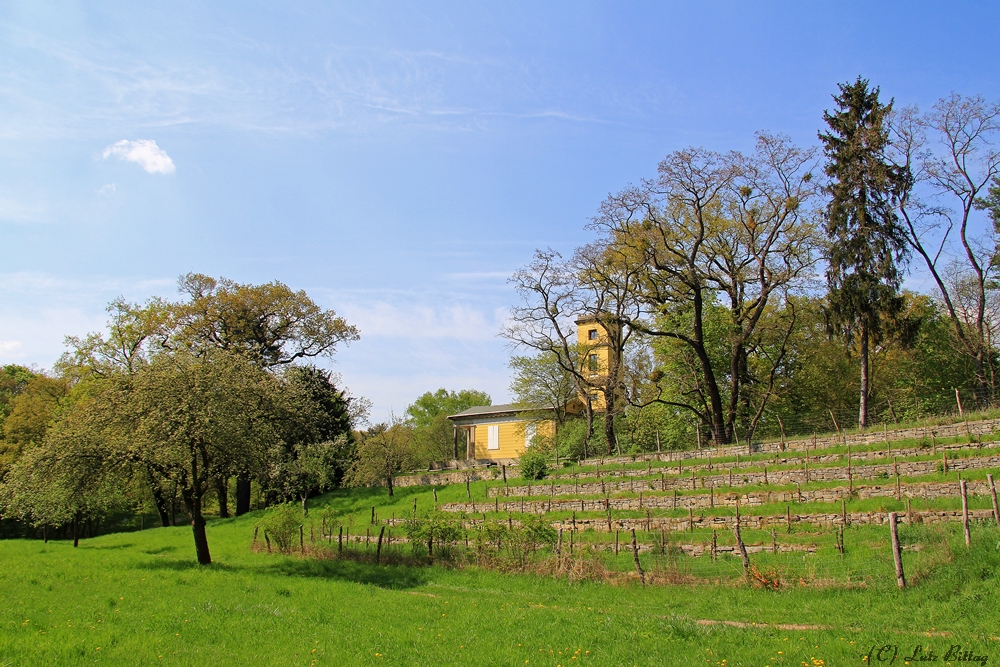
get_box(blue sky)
[2,2,999,420]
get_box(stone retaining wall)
[491,456,1000,498]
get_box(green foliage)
[403,512,464,559]
[256,503,303,552]
[405,388,491,428]
[405,388,490,466]
[345,420,414,495]
[518,447,549,480]
[508,351,577,423]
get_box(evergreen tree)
[819,77,910,428]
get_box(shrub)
[519,447,550,480]
[257,503,302,552]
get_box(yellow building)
[447,404,556,463]
[575,314,618,410]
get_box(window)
[589,353,599,372]
[588,329,598,340]
[487,424,500,450]
[524,423,537,447]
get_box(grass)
[2,487,1000,666]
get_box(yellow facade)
[447,404,557,461]
[467,419,555,460]
[576,316,612,410]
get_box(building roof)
[446,403,553,420]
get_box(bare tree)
[502,246,642,455]
[890,94,1000,403]
[592,134,821,444]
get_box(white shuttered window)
[487,424,500,450]
[525,423,537,447]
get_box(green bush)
[519,447,549,480]
[256,503,302,552]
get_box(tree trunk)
[191,509,211,565]
[235,474,252,516]
[216,477,230,519]
[603,394,617,456]
[859,323,870,429]
[147,468,171,527]
[386,473,394,497]
[301,494,308,516]
[72,512,80,548]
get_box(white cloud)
[101,139,175,174]
[338,301,504,341]
[0,340,24,359]
[97,183,116,194]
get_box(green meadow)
[2,483,999,667]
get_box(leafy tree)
[345,419,414,497]
[406,389,490,462]
[591,134,820,445]
[103,351,281,564]
[171,273,359,367]
[1,375,70,455]
[508,351,578,425]
[820,77,911,428]
[405,389,490,427]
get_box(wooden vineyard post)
[433,487,438,503]
[733,502,751,583]
[300,525,305,553]
[943,453,948,474]
[338,526,343,554]
[375,526,385,564]
[889,512,906,589]
[688,508,694,532]
[466,478,471,499]
[691,470,696,490]
[710,483,714,508]
[961,479,971,547]
[556,528,563,557]
[763,466,768,485]
[771,528,778,554]
[371,506,375,524]
[848,444,853,495]
[842,498,848,528]
[896,473,901,501]
[711,530,717,561]
[673,490,678,510]
[614,530,619,556]
[630,529,645,585]
[989,474,1000,535]
[786,505,791,534]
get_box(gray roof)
[446,403,552,420]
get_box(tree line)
[504,78,1000,454]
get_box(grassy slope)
[2,486,999,666]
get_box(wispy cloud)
[97,183,116,194]
[338,300,505,342]
[0,340,24,359]
[101,139,175,174]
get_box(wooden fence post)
[786,505,791,534]
[556,528,563,557]
[961,479,971,547]
[376,526,385,564]
[630,529,645,585]
[988,474,1000,535]
[889,512,905,589]
[733,502,751,583]
[338,525,343,554]
[299,525,305,553]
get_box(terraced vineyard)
[377,418,1000,588]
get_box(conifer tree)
[819,77,910,428]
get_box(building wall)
[577,318,610,410]
[468,418,555,460]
